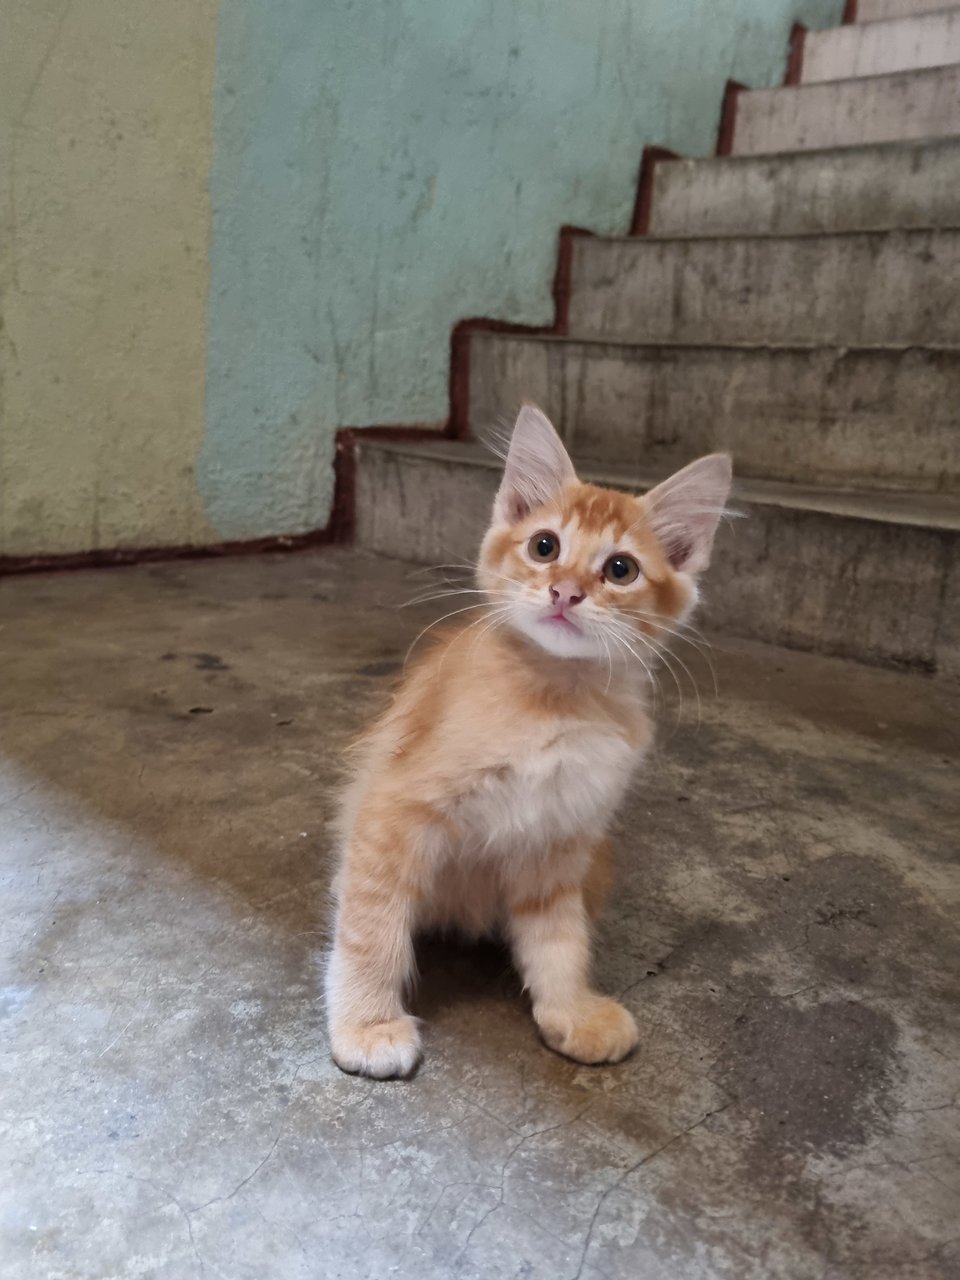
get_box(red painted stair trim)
[785,23,807,86]
[630,146,681,236]
[716,80,746,156]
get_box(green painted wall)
[201,0,842,541]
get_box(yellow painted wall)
[0,0,219,557]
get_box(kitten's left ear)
[644,454,733,574]
[494,404,577,524]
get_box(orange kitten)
[326,405,731,1078]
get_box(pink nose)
[549,580,586,609]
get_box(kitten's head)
[478,405,732,662]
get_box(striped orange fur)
[326,405,731,1077]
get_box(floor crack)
[569,1098,734,1280]
[189,1131,283,1214]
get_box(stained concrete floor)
[1,547,959,1280]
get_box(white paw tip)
[331,1017,422,1080]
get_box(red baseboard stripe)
[330,424,442,545]
[447,224,594,438]
[716,80,745,157]
[785,23,806,86]
[0,529,334,579]
[0,424,444,579]
[630,146,680,236]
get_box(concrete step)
[732,64,960,154]
[466,331,960,494]
[856,0,960,22]
[804,10,960,82]
[648,139,960,237]
[566,228,960,346]
[353,436,960,677]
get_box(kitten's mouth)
[541,610,581,632]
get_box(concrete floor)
[1,548,959,1280]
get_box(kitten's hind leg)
[507,876,638,1066]
[325,836,421,1079]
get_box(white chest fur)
[450,719,641,854]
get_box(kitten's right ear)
[493,405,577,524]
[644,453,733,574]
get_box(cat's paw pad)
[536,996,638,1065]
[331,1016,422,1079]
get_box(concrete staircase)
[353,0,960,679]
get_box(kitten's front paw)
[535,996,638,1065]
[331,1015,422,1079]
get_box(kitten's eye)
[528,531,560,562]
[603,554,641,585]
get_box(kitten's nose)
[549,580,586,609]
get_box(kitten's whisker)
[406,558,492,588]
[605,626,660,702]
[656,640,703,727]
[619,607,715,655]
[455,604,514,660]
[478,567,526,590]
[608,616,691,726]
[618,611,719,694]
[608,632,663,715]
[437,605,512,672]
[426,557,527,590]
[428,558,481,573]
[404,602,493,668]
[404,563,475,584]
[612,624,677,722]
[400,587,491,608]
[629,625,696,728]
[669,618,715,651]
[598,630,613,695]
[622,609,713,649]
[624,622,705,728]
[464,606,514,658]
[417,561,526,595]
[626,607,718,671]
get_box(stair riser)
[468,335,960,494]
[354,444,959,676]
[706,505,953,674]
[857,0,960,21]
[733,65,960,154]
[804,11,960,83]
[567,232,960,346]
[650,142,960,237]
